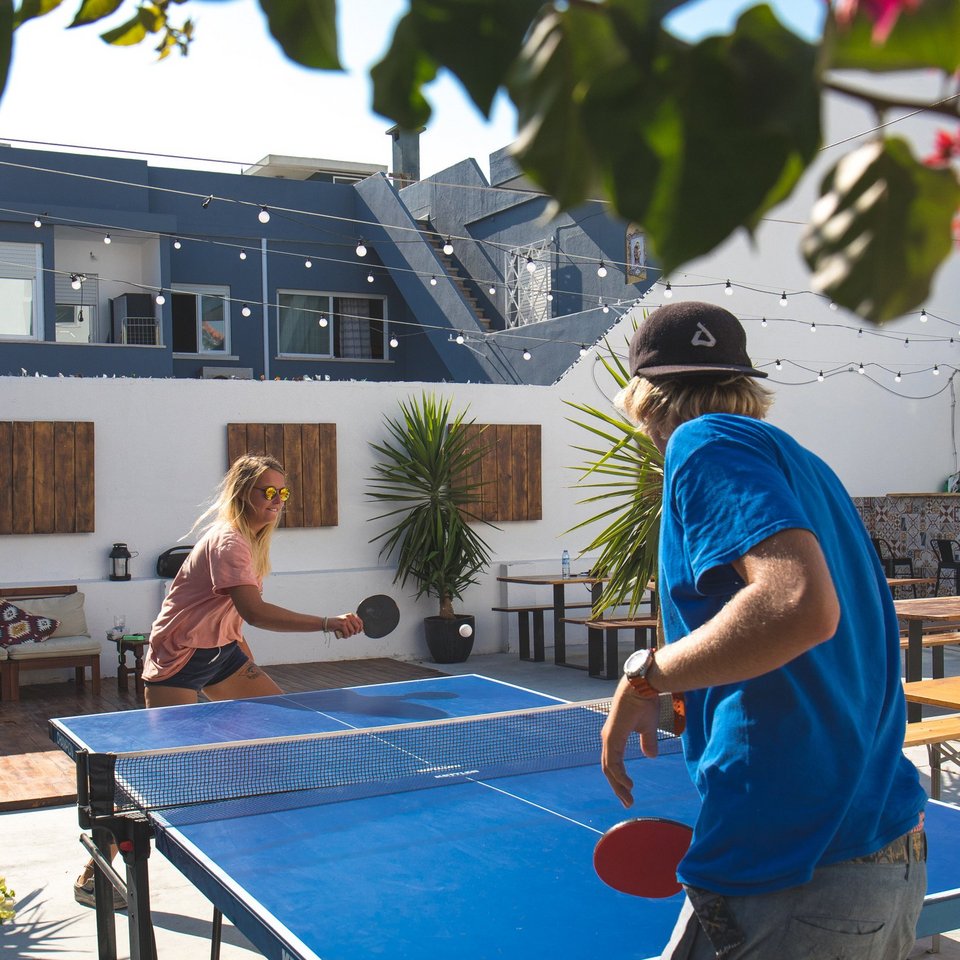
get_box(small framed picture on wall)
[625,225,647,283]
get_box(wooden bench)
[561,616,658,679]
[904,713,960,800]
[492,603,593,663]
[899,631,960,679]
[0,585,101,701]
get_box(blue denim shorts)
[143,641,249,691]
[662,829,927,960]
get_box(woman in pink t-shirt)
[74,454,363,908]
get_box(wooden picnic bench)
[898,631,960,679]
[491,603,593,662]
[904,713,960,801]
[561,616,658,680]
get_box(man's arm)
[601,527,839,806]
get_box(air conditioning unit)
[201,366,254,380]
[111,294,160,345]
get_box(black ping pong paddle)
[356,594,400,639]
[593,817,693,898]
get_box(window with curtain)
[0,242,43,340]
[278,291,385,359]
[172,286,230,354]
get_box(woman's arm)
[226,584,363,637]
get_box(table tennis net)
[100,694,684,814]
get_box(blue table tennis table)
[51,674,960,960]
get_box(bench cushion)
[0,600,60,648]
[5,634,102,660]
[17,592,90,638]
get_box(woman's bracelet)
[321,616,329,633]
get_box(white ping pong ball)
[459,623,473,638]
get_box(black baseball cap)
[628,301,767,380]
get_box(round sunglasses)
[254,485,291,502]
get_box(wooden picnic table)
[895,596,960,721]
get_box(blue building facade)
[0,139,652,384]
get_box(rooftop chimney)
[386,125,423,186]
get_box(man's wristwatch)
[623,648,659,698]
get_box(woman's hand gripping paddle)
[356,594,400,639]
[593,817,693,898]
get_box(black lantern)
[109,542,132,581]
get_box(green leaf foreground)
[4,1,960,324]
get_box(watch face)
[624,648,652,678]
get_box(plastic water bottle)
[561,549,571,578]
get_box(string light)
[239,249,247,260]
[33,215,41,228]
[829,301,838,311]
[934,364,940,375]
[455,331,465,344]
[70,274,82,290]
[389,335,398,348]
[895,371,902,382]
[597,260,607,278]
[579,344,588,357]
[858,362,864,374]
[103,233,111,244]
[760,317,767,327]
[857,328,863,338]
[526,256,536,274]
[430,276,437,286]
[443,237,454,256]
[241,304,252,317]
[546,292,553,302]
[602,302,610,314]
[305,258,313,268]
[355,239,367,257]
[155,291,165,305]
[817,370,824,382]
[779,291,788,306]
[488,284,496,295]
[921,309,928,322]
[173,238,182,250]
[810,322,816,333]
[258,205,271,224]
[724,279,733,296]
[367,272,374,283]
[663,282,673,298]
[775,359,782,371]
[522,348,532,360]
[318,315,328,328]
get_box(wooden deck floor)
[0,658,444,812]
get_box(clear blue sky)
[0,0,825,178]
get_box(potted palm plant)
[366,392,496,663]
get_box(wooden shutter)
[0,421,95,534]
[461,423,542,522]
[227,423,338,528]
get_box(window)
[277,292,385,359]
[55,273,99,344]
[0,242,43,339]
[172,286,230,354]
[506,241,552,327]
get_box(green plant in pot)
[367,392,496,663]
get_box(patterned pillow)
[0,600,60,647]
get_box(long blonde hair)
[191,454,284,578]
[615,375,774,435]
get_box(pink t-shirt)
[142,524,261,682]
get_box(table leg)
[117,644,129,694]
[604,626,620,680]
[133,645,145,701]
[517,613,531,661]
[907,620,923,722]
[553,583,567,666]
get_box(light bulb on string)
[858,363,864,374]
[579,344,588,357]
[318,315,328,328]
[258,206,271,224]
[173,238,182,250]
[895,371,902,383]
[829,301,838,310]
[904,338,910,347]
[389,335,398,349]
[33,216,41,228]
[305,258,313,268]
[817,370,824,382]
[760,317,767,328]
[526,256,536,274]
[934,364,941,375]
[239,249,247,260]
[597,260,607,278]
[775,359,782,371]
[488,284,496,295]
[724,280,733,296]
[455,331,465,345]
[921,309,928,322]
[663,282,673,298]
[70,274,82,291]
[810,322,816,333]
[241,304,252,318]
[602,302,610,314]
[442,237,454,256]
[779,291,788,307]
[355,239,367,257]
[103,233,111,245]
[367,272,374,283]
[857,328,863,338]
[546,292,553,302]
[522,348,532,360]
[430,276,437,286]
[155,292,165,306]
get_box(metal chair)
[871,537,914,578]
[934,539,960,595]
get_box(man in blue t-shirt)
[601,301,926,960]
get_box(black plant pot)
[424,615,475,663]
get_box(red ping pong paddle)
[594,817,693,898]
[356,594,400,639]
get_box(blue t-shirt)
[660,414,925,895]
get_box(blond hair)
[191,454,284,578]
[615,375,774,436]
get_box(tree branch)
[823,77,960,121]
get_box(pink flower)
[834,0,922,42]
[924,127,960,167]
